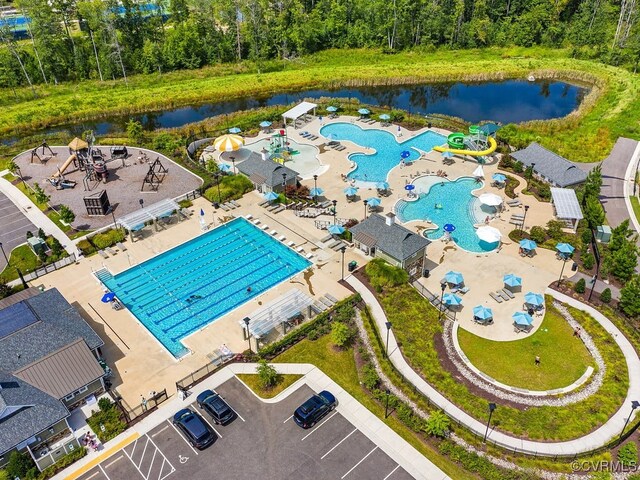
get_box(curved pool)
[319,123,446,183]
[395,176,498,253]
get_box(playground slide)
[51,154,76,178]
[433,135,497,157]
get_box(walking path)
[346,275,640,457]
[569,271,621,300]
[54,363,448,480]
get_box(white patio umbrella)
[472,165,484,178]
[478,193,503,207]
[476,226,502,243]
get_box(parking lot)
[77,377,414,480]
[0,190,35,271]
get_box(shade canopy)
[68,137,88,151]
[228,127,242,134]
[443,293,463,306]
[310,187,324,196]
[441,151,454,159]
[513,311,534,326]
[492,173,507,183]
[259,121,272,128]
[444,271,464,285]
[358,108,370,115]
[443,223,456,232]
[118,198,181,232]
[366,197,381,207]
[328,224,345,235]
[473,165,485,178]
[379,114,391,120]
[101,292,115,303]
[219,163,232,172]
[524,292,544,306]
[520,239,537,250]
[401,150,411,159]
[550,187,584,220]
[476,226,502,243]
[556,243,575,255]
[344,186,358,196]
[503,274,522,287]
[478,193,503,206]
[376,182,389,190]
[326,106,338,112]
[282,101,318,120]
[263,191,279,201]
[404,184,415,191]
[473,305,493,320]
[214,134,244,152]
[240,288,314,338]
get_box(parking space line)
[167,420,199,455]
[341,446,378,479]
[123,438,150,478]
[321,428,357,459]
[151,425,169,437]
[383,465,401,479]
[129,438,138,458]
[199,413,223,438]
[283,414,293,423]
[98,464,111,480]
[103,454,123,469]
[146,433,175,480]
[137,437,150,469]
[230,406,245,422]
[84,471,101,480]
[301,411,339,441]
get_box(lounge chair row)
[98,242,128,259]
[300,131,319,141]
[219,200,241,211]
[509,214,524,225]
[327,143,346,151]
[489,288,515,304]
[358,118,376,125]
[507,198,522,207]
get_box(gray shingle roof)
[0,371,68,456]
[237,152,299,188]
[350,214,430,262]
[511,143,587,187]
[0,288,103,373]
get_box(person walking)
[535,355,540,366]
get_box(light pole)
[438,282,446,321]
[483,403,497,442]
[0,242,8,266]
[332,200,337,224]
[243,317,252,353]
[363,199,368,220]
[384,388,391,418]
[231,157,236,175]
[139,198,144,210]
[0,242,28,289]
[618,400,640,444]
[557,255,570,287]
[107,206,119,232]
[313,174,318,203]
[214,172,222,204]
[520,205,529,232]
[282,173,287,205]
[340,246,346,281]
[384,321,392,358]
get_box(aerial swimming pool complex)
[98,218,311,357]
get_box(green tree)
[0,280,13,299]
[6,451,36,479]
[59,204,76,224]
[256,360,279,389]
[126,119,144,143]
[37,227,46,239]
[620,275,640,317]
[32,182,50,205]
[609,220,635,254]
[610,241,638,282]
[331,321,354,348]
[50,237,64,257]
[600,288,611,303]
[574,278,586,293]
[423,410,451,437]
[529,226,546,244]
[582,164,602,200]
[583,196,605,229]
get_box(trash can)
[423,269,430,278]
[571,262,578,271]
[348,261,357,272]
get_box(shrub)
[546,220,565,240]
[77,239,96,256]
[59,205,76,224]
[582,252,595,270]
[32,182,50,205]
[617,441,638,466]
[203,174,253,203]
[331,321,354,348]
[91,229,126,250]
[86,403,127,442]
[537,182,551,200]
[50,237,64,257]
[365,258,409,292]
[513,161,524,173]
[0,280,13,299]
[575,278,586,294]
[256,360,280,389]
[581,228,593,246]
[26,230,33,239]
[98,397,114,412]
[529,226,546,244]
[37,228,46,240]
[498,153,513,169]
[508,229,527,242]
[600,288,612,303]
[424,410,451,437]
[38,447,86,479]
[178,199,193,208]
[361,364,380,390]
[5,451,36,479]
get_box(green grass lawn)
[236,374,302,399]
[0,244,39,282]
[457,304,593,390]
[630,196,640,225]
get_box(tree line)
[1,0,640,91]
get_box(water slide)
[433,131,498,157]
[51,154,76,178]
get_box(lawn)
[457,302,593,390]
[630,196,640,225]
[0,244,39,282]
[236,374,302,399]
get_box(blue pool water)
[319,123,446,183]
[99,218,311,357]
[395,177,498,253]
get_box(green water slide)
[447,132,465,149]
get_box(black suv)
[172,408,216,449]
[293,391,337,429]
[196,389,235,425]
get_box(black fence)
[175,353,237,392]
[110,388,169,425]
[22,253,76,282]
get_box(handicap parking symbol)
[179,454,189,464]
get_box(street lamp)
[214,172,222,204]
[0,242,28,289]
[557,254,570,287]
[139,198,144,209]
[384,388,391,418]
[483,403,497,442]
[243,317,252,353]
[340,246,346,281]
[332,200,337,224]
[282,173,287,205]
[438,282,446,321]
[618,400,640,444]
[231,157,236,175]
[107,206,119,232]
[0,242,8,265]
[363,199,368,220]
[384,321,392,358]
[520,205,529,232]
[313,174,318,203]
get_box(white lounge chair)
[261,225,269,230]
[270,230,277,236]
[278,236,286,242]
[245,214,253,220]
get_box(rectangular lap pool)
[97,218,311,357]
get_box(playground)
[11,140,202,231]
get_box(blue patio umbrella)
[473,305,493,320]
[376,181,389,190]
[264,191,279,201]
[344,186,358,196]
[219,164,232,172]
[327,106,338,112]
[259,121,272,128]
[443,293,463,306]
[401,150,411,159]
[358,108,370,115]
[443,224,456,233]
[310,187,324,197]
[404,184,415,191]
[503,274,522,288]
[441,151,454,159]
[524,292,544,306]
[379,114,391,121]
[366,197,381,207]
[228,127,242,134]
[101,292,116,303]
[326,133,339,140]
[556,243,575,255]
[513,311,534,326]
[328,224,345,235]
[200,208,205,216]
[519,239,537,251]
[492,173,507,183]
[444,271,464,285]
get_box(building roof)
[282,101,318,120]
[14,339,104,400]
[118,198,181,232]
[0,288,103,373]
[511,143,588,187]
[350,214,430,262]
[551,188,584,220]
[0,371,68,456]
[237,152,299,188]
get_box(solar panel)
[0,302,39,340]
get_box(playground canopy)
[117,198,182,235]
[241,289,314,338]
[282,101,317,126]
[68,137,88,151]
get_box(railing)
[175,352,238,391]
[109,388,169,425]
[22,253,76,282]
[174,189,202,203]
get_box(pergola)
[240,289,314,340]
[550,187,584,231]
[117,198,184,241]
[282,101,318,128]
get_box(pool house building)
[511,142,587,188]
[236,152,299,193]
[350,213,431,277]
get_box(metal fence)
[22,253,76,282]
[175,353,237,391]
[110,388,169,425]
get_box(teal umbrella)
[228,127,242,134]
[524,292,544,306]
[519,239,537,251]
[503,274,522,288]
[358,108,370,115]
[264,191,279,201]
[376,182,389,190]
[327,106,338,112]
[492,173,507,183]
[328,224,345,235]
[344,186,358,196]
[259,121,272,128]
[379,114,391,121]
[366,197,381,207]
[310,187,324,197]
[473,305,493,320]
[556,243,575,255]
[443,293,462,306]
[444,271,464,285]
[513,311,534,326]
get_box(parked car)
[172,408,216,449]
[196,389,236,425]
[293,391,337,429]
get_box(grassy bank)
[236,374,302,399]
[1,47,639,163]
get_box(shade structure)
[358,108,370,115]
[214,134,244,152]
[473,305,493,320]
[472,165,485,178]
[310,187,324,197]
[101,292,115,303]
[524,292,544,307]
[68,137,89,151]
[519,239,537,251]
[219,163,232,172]
[443,293,463,306]
[401,150,411,159]
[259,121,272,128]
[441,151,454,159]
[556,243,575,255]
[503,274,522,288]
[513,311,534,326]
[444,271,464,285]
[376,181,389,190]
[404,184,415,191]
[366,197,381,207]
[328,224,345,235]
[476,226,502,243]
[443,223,456,232]
[327,106,338,112]
[379,114,391,121]
[478,193,503,206]
[344,186,358,196]
[228,127,242,134]
[492,173,507,183]
[263,191,279,201]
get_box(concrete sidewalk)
[54,363,449,480]
[347,275,640,457]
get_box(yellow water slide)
[433,136,497,156]
[51,154,76,178]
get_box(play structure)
[30,141,56,164]
[141,156,168,191]
[84,190,111,216]
[266,131,298,164]
[433,124,498,159]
